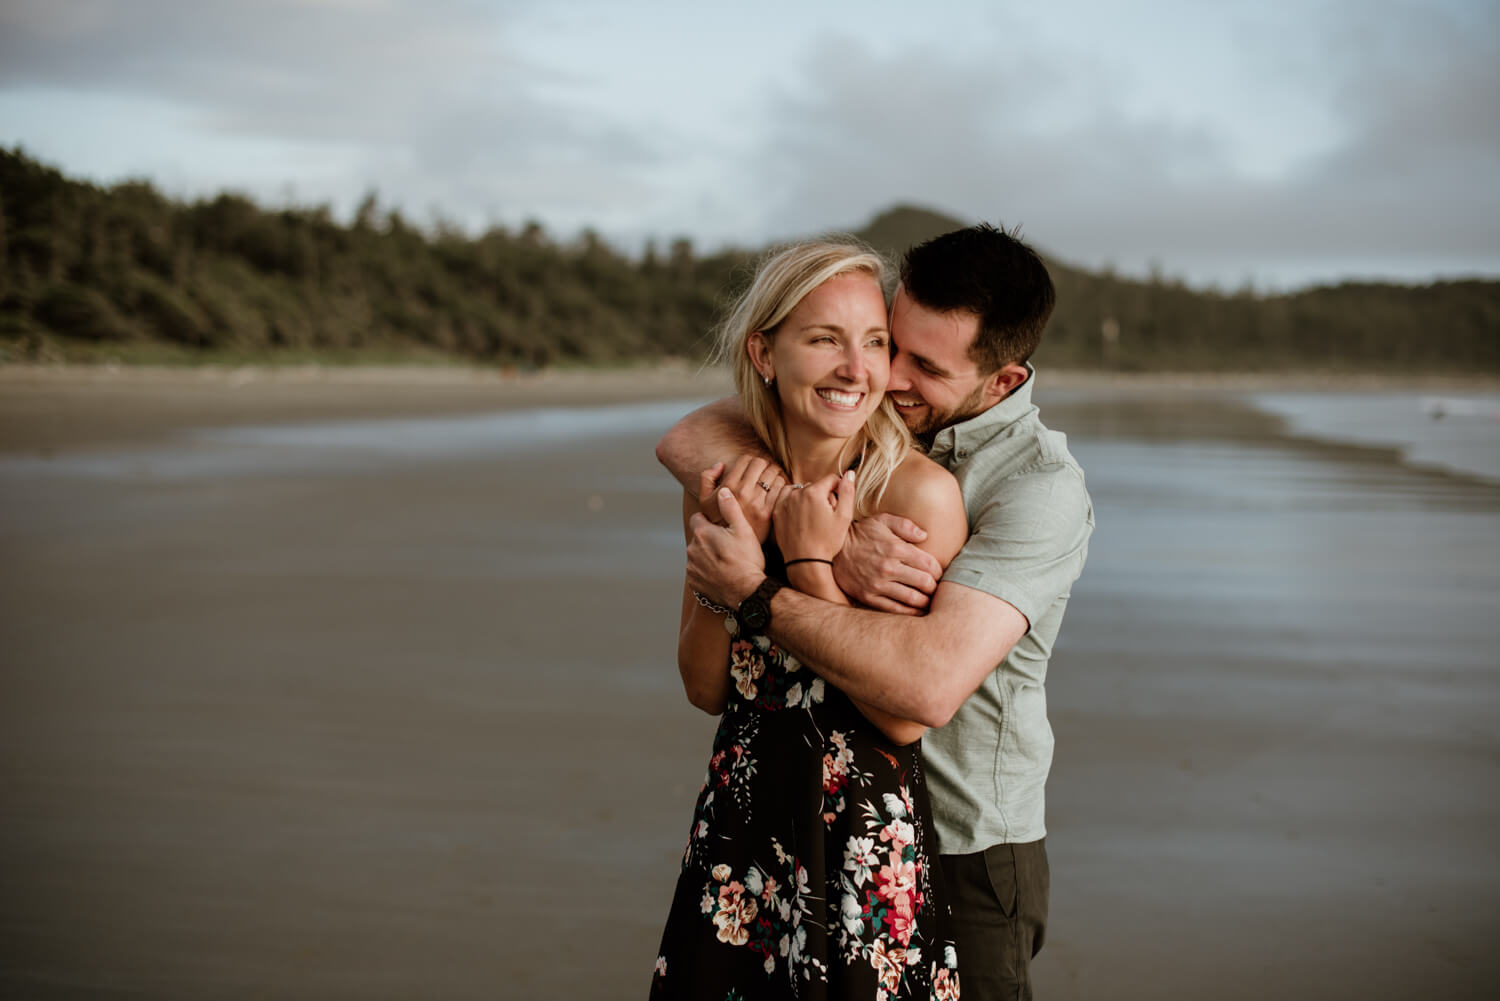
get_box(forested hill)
[1,149,1495,372]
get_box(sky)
[1,0,1496,291]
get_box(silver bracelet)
[692,590,733,615]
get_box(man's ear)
[981,363,1030,406]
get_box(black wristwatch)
[735,576,784,635]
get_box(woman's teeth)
[817,389,862,408]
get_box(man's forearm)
[683,490,1022,728]
[763,589,961,727]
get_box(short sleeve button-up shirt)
[920,367,1093,852]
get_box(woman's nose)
[837,343,866,381]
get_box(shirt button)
[956,448,969,459]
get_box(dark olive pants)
[940,840,1049,1001]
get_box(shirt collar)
[926,363,1039,464]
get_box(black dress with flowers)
[650,555,961,1000]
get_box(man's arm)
[688,488,1027,727]
[655,396,769,491]
[769,582,1027,727]
[833,515,943,614]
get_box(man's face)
[885,285,992,438]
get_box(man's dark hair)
[900,223,1056,372]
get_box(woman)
[651,240,968,999]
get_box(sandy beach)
[2,364,1498,999]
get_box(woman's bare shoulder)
[874,449,967,566]
[878,449,963,520]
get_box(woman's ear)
[747,331,774,383]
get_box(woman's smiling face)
[748,272,891,443]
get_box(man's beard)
[904,381,991,442]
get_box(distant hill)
[1,148,1495,372]
[852,203,1499,373]
[850,205,971,263]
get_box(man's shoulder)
[955,409,1090,528]
[964,409,1083,482]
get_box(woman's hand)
[698,455,787,544]
[773,469,856,563]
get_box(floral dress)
[650,563,961,1000]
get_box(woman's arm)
[676,455,788,713]
[772,455,967,744]
[845,453,966,743]
[656,397,770,493]
[677,490,733,714]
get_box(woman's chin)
[813,410,878,440]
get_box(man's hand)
[833,513,944,614]
[697,456,787,543]
[773,470,855,562]
[686,488,767,608]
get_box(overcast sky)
[1,0,1495,290]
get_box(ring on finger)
[757,481,771,492]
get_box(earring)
[762,374,772,388]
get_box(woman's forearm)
[678,602,731,714]
[656,397,766,491]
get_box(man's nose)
[887,352,913,391]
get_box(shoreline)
[3,361,1496,456]
[6,358,1498,388]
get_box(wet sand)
[2,365,1497,998]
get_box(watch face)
[738,596,770,633]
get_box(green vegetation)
[854,206,1500,374]
[2,149,1495,372]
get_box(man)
[657,224,1093,999]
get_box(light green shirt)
[921,367,1093,853]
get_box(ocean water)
[1033,386,1500,999]
[0,398,718,482]
[1250,390,1500,485]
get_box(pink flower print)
[933,966,960,1000]
[712,883,759,947]
[870,940,908,992]
[822,751,849,793]
[883,906,917,948]
[729,644,764,699]
[760,874,780,904]
[879,818,915,851]
[876,853,919,923]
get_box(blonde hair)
[711,238,912,517]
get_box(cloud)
[1289,0,1500,253]
[750,2,1500,286]
[0,0,664,230]
[0,0,1493,284]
